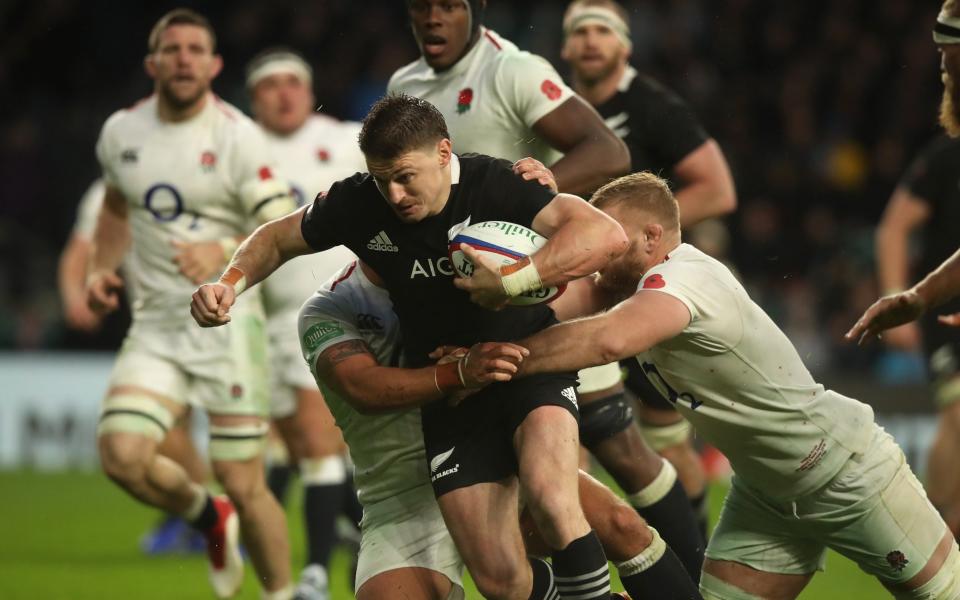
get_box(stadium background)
[0,0,947,598]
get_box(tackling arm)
[315,339,527,415]
[533,96,631,196]
[517,291,690,376]
[876,187,930,295]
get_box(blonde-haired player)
[488,171,960,599]
[86,9,293,599]
[245,47,363,600]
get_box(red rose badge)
[457,88,473,114]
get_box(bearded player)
[86,9,294,598]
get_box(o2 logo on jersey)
[143,183,201,229]
[144,183,183,222]
[640,362,702,410]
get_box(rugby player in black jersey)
[560,0,736,546]
[847,0,960,536]
[191,94,631,600]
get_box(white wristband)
[500,258,543,297]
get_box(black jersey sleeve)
[300,179,349,252]
[633,76,710,167]
[900,136,954,208]
[481,159,557,228]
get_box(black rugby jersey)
[301,153,558,367]
[594,66,709,181]
[900,134,960,327]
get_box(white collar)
[618,65,638,93]
[450,153,461,184]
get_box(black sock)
[689,490,708,543]
[528,557,558,600]
[189,494,217,531]
[340,473,363,528]
[618,544,702,600]
[633,480,704,582]
[552,531,610,600]
[267,463,293,505]
[304,483,345,566]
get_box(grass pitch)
[0,470,887,599]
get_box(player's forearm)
[532,206,629,286]
[675,179,736,228]
[223,210,309,292]
[89,205,130,275]
[875,221,912,293]
[551,135,631,196]
[518,318,621,378]
[913,248,960,310]
[331,365,447,415]
[59,237,91,305]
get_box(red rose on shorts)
[541,79,562,100]
[643,274,666,289]
[457,88,473,114]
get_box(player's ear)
[144,53,157,79]
[437,138,452,167]
[560,37,573,62]
[209,54,224,79]
[645,223,664,245]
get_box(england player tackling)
[484,172,960,600]
[86,9,294,598]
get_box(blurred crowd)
[0,0,945,380]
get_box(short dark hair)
[358,94,450,161]
[148,8,216,53]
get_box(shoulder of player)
[919,133,960,163]
[626,72,683,106]
[100,94,155,136]
[458,152,514,183]
[388,58,429,90]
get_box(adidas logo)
[367,231,399,252]
[560,386,578,407]
[430,447,455,474]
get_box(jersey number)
[144,184,200,229]
[640,362,702,409]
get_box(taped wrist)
[434,361,464,393]
[500,256,542,297]
[219,266,248,295]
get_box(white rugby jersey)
[299,262,427,506]
[96,94,280,322]
[260,115,363,330]
[389,28,574,165]
[635,244,874,500]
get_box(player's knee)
[213,462,264,513]
[471,562,528,600]
[98,434,150,489]
[579,392,634,449]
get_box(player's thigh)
[293,386,344,457]
[435,478,525,581]
[706,477,826,581]
[99,335,190,444]
[514,404,582,493]
[357,568,461,600]
[358,486,465,598]
[701,559,813,600]
[822,429,950,586]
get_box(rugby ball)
[447,220,565,306]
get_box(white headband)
[564,5,632,51]
[934,11,960,44]
[246,55,313,88]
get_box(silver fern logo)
[430,447,456,474]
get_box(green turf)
[0,470,888,599]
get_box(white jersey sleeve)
[299,274,366,372]
[228,119,297,224]
[95,113,123,188]
[72,179,107,240]
[494,51,575,129]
